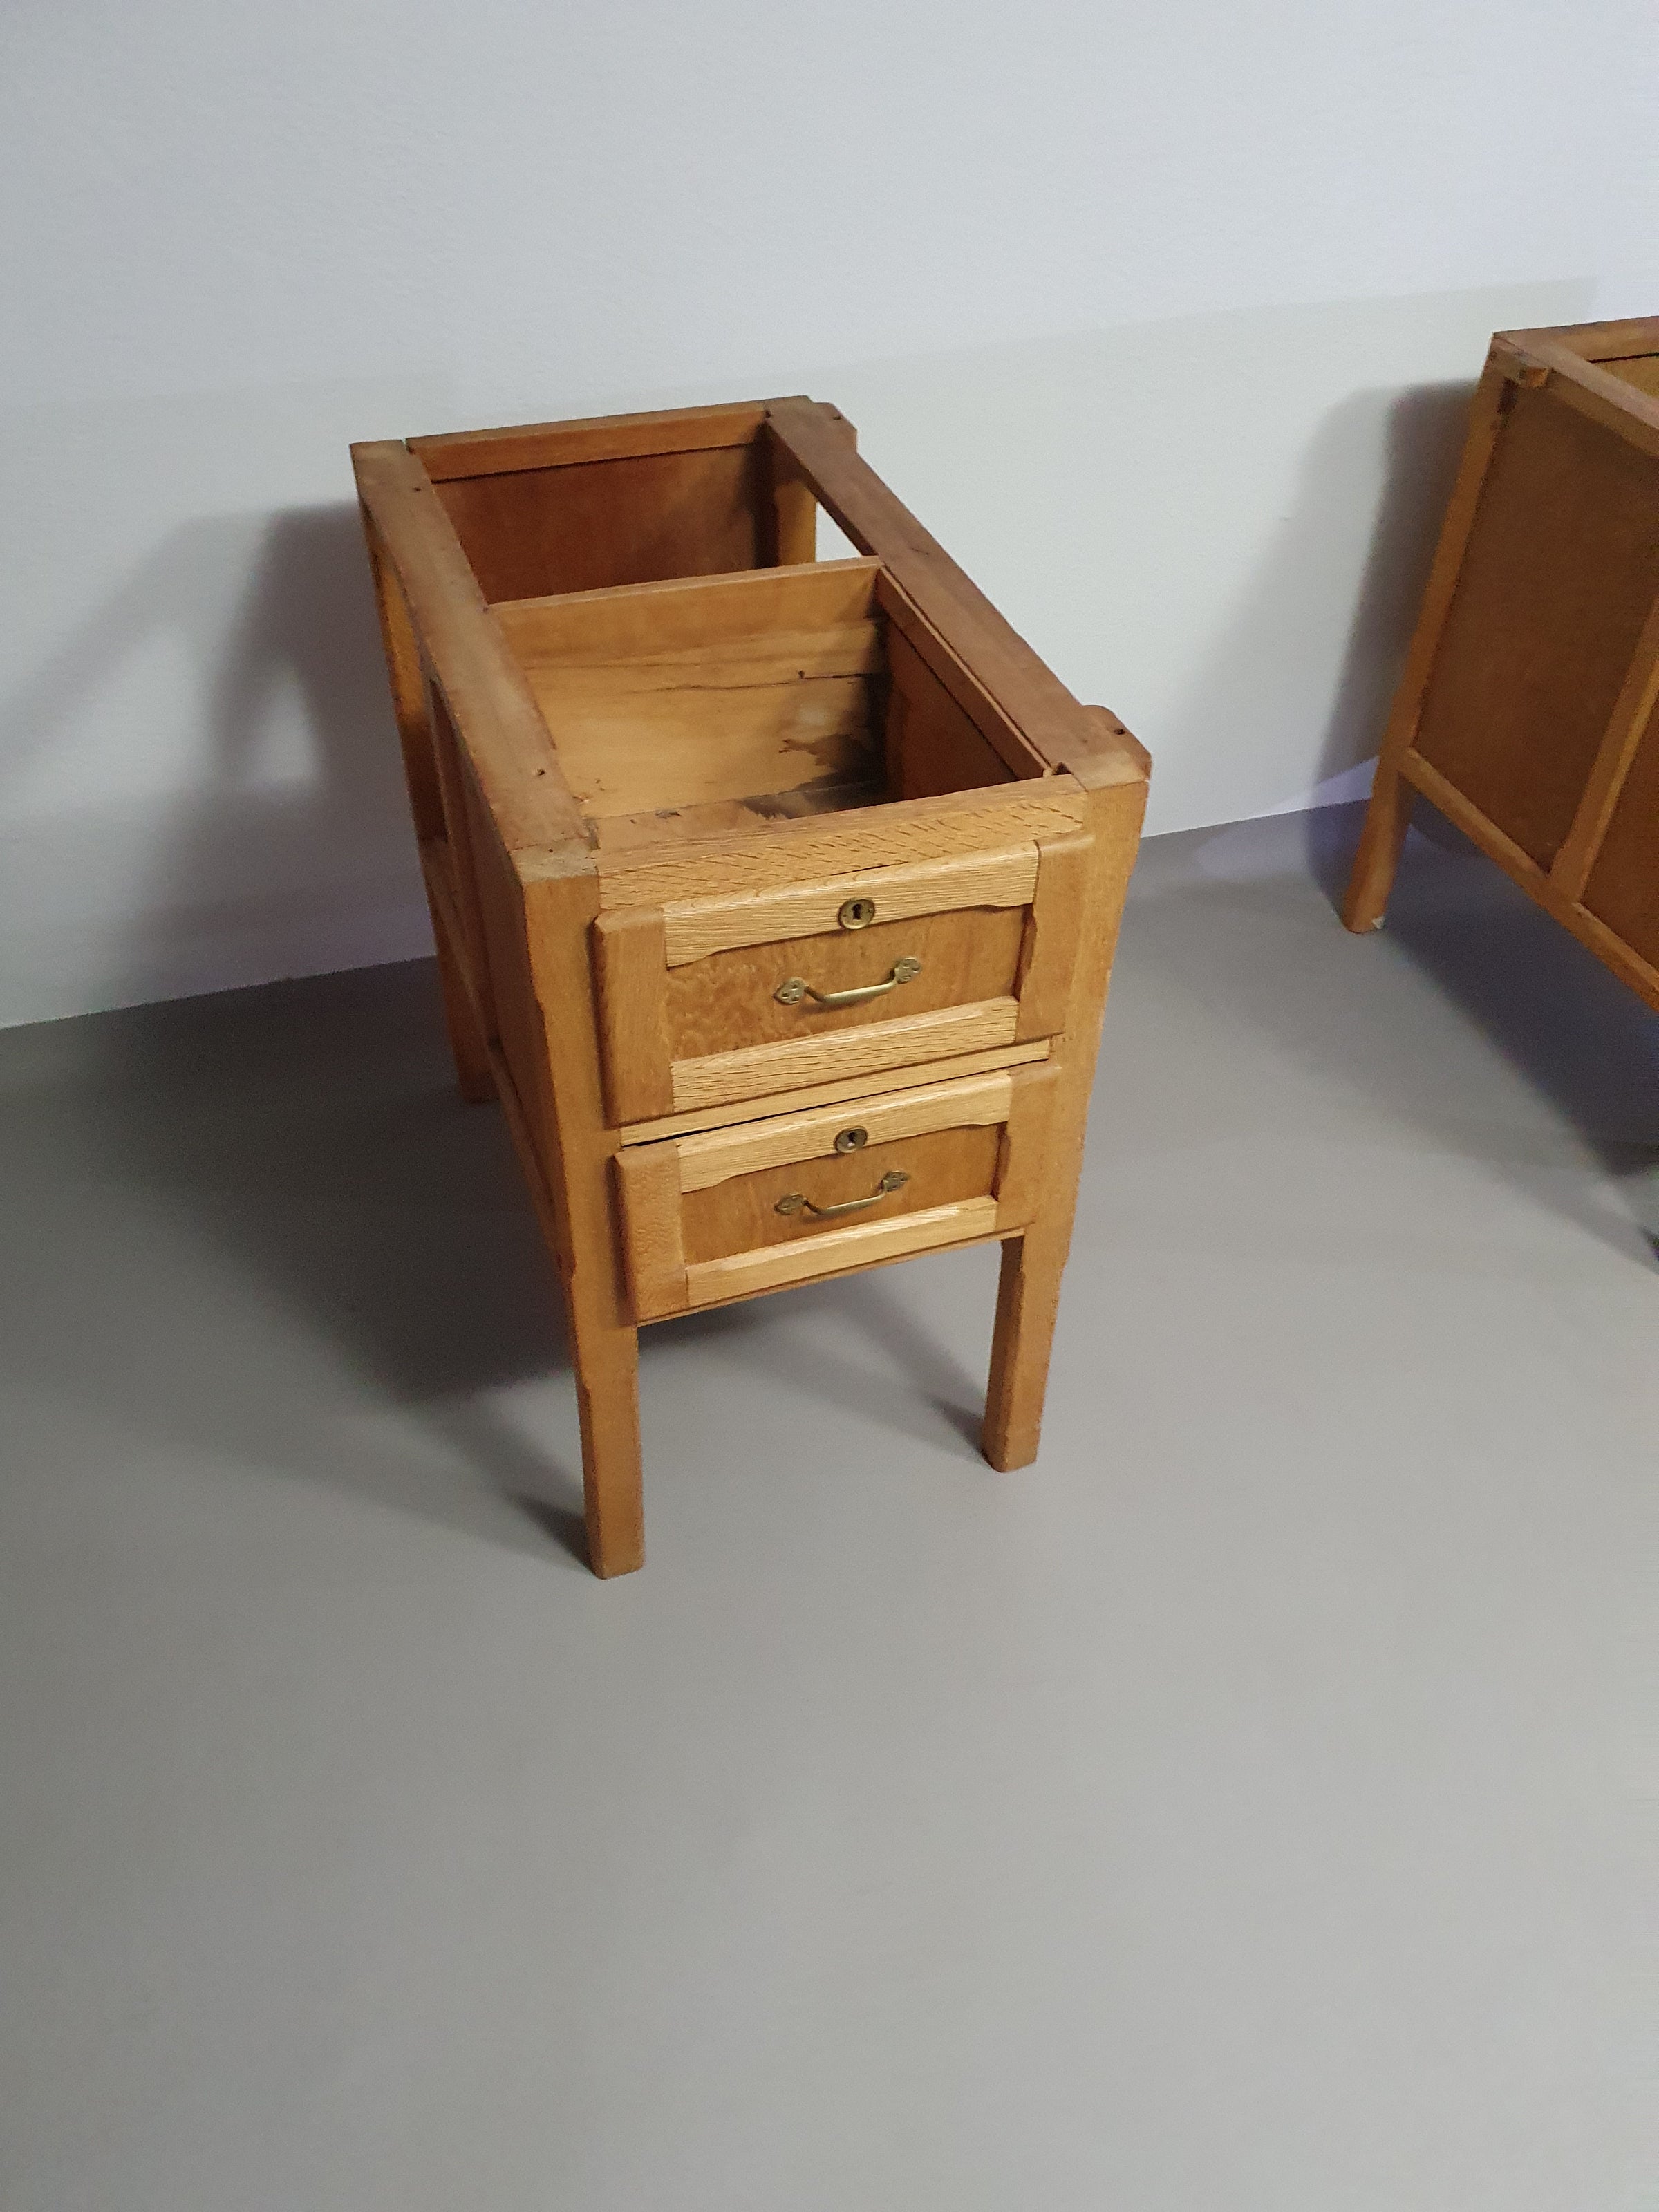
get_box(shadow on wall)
[1161,377,1473,831]
[1311,381,1472,800]
[0,501,427,1018]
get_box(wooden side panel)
[435,447,762,604]
[665,906,1024,1059]
[427,682,500,1040]
[884,626,1016,800]
[495,558,879,662]
[983,768,1147,1472]
[1015,832,1090,1042]
[993,1063,1061,1228]
[592,908,674,1123]
[758,435,818,568]
[460,759,547,1136]
[613,1145,689,1321]
[360,518,445,841]
[1581,690,1659,968]
[1412,384,1659,870]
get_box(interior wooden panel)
[521,628,881,817]
[1602,354,1659,400]
[462,768,547,1134]
[586,780,882,854]
[664,905,1025,1059]
[410,403,767,480]
[495,559,879,662]
[591,780,1091,910]
[680,1124,1002,1264]
[884,626,1017,800]
[1412,386,1659,868]
[433,447,763,603]
[1581,690,1659,966]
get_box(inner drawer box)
[614,1064,1058,1320]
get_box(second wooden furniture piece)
[1346,315,1659,1010]
[354,397,1149,1575]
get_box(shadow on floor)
[1315,801,1659,1245]
[0,955,992,1564]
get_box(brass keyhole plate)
[838,897,877,930]
[833,1125,868,1153]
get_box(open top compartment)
[492,556,1051,855]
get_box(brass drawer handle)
[776,1169,909,1219]
[775,956,921,1009]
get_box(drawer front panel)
[593,834,1087,1127]
[666,906,1024,1058]
[682,1125,1002,1262]
[614,1065,1057,1319]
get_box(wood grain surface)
[661,844,1037,965]
[673,1069,1015,1190]
[668,997,1021,1112]
[683,1197,1000,1307]
[1411,384,1659,870]
[666,906,1024,1059]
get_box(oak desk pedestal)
[353,399,1149,1576]
[1347,316,1659,1010]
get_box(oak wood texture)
[674,1070,1015,1188]
[615,1065,1060,1321]
[587,780,1088,908]
[686,1199,1002,1309]
[615,1038,1051,1145]
[1342,317,1659,1018]
[590,908,674,1123]
[592,840,1058,1125]
[659,843,1038,964]
[683,1124,1004,1266]
[354,395,1150,1573]
[666,908,1026,1058]
[668,997,1022,1113]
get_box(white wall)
[1,0,1652,1026]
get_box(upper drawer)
[592,835,1088,1124]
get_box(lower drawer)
[613,1064,1058,1320]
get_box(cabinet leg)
[1342,762,1413,933]
[982,1231,1067,1472]
[570,1309,645,1577]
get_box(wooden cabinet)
[353,397,1149,1575]
[1346,317,1659,1006]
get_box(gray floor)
[1,803,1651,2212]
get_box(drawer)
[592,838,1087,1125]
[612,1064,1058,1320]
